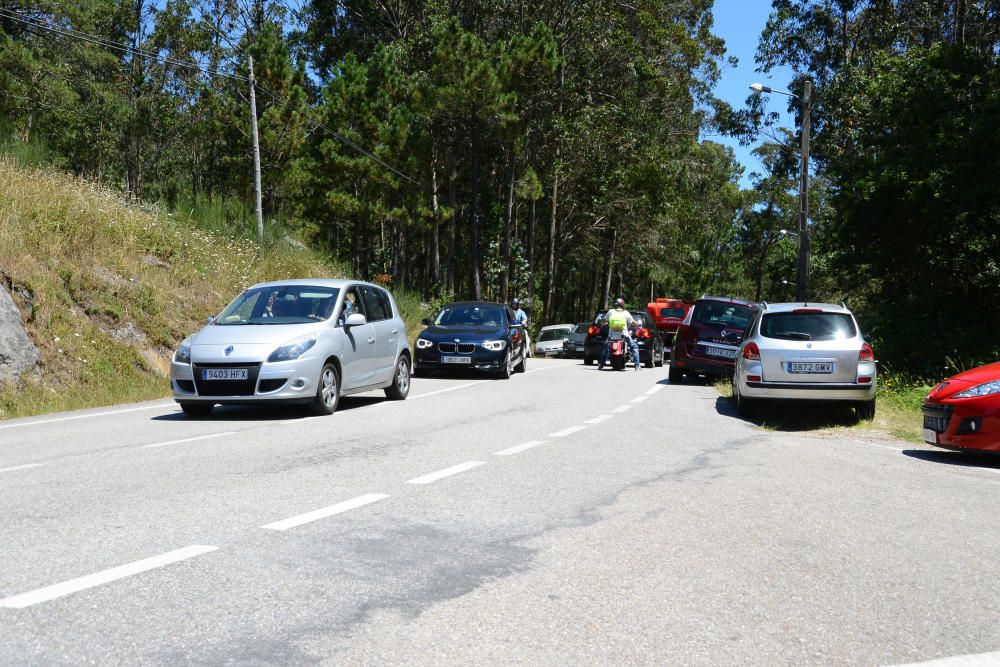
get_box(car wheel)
[584,355,594,366]
[668,364,684,384]
[733,379,756,418]
[384,356,410,400]
[310,362,340,415]
[514,350,527,373]
[855,397,876,421]
[497,352,512,379]
[180,402,213,417]
[655,350,664,367]
[644,352,654,368]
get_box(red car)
[922,361,1000,452]
[646,298,693,353]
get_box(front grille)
[439,342,456,353]
[192,362,261,397]
[921,402,954,433]
[458,343,476,354]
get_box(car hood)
[191,322,322,346]
[928,361,1000,400]
[421,325,505,338]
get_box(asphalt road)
[2,358,1000,666]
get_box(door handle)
[368,338,376,344]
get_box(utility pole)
[248,55,264,243]
[796,79,811,302]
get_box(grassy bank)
[0,159,421,419]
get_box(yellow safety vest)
[608,309,628,332]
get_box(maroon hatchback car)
[669,296,756,383]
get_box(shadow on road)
[715,395,863,432]
[151,395,387,421]
[902,448,1000,470]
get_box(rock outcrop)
[0,285,40,383]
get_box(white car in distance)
[534,324,573,357]
[171,279,411,417]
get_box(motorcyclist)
[512,297,532,357]
[598,297,640,371]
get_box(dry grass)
[0,158,344,418]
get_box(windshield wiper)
[782,332,813,340]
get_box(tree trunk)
[500,149,516,303]
[447,148,458,296]
[544,56,565,323]
[602,225,617,310]
[431,153,441,291]
[468,118,482,301]
[527,197,535,308]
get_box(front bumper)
[171,357,320,405]
[923,400,1000,451]
[534,343,564,357]
[414,347,509,372]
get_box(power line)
[0,6,424,188]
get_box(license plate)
[704,346,737,359]
[442,356,471,364]
[923,428,938,444]
[787,362,834,374]
[202,368,248,381]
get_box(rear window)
[760,312,857,341]
[691,301,752,329]
[658,307,686,319]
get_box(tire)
[180,402,213,417]
[496,352,512,379]
[584,355,594,366]
[384,356,411,400]
[855,397,876,421]
[733,380,757,418]
[514,350,527,373]
[644,352,654,368]
[668,364,684,384]
[654,350,664,367]
[611,354,625,371]
[310,362,340,415]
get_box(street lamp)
[750,80,812,302]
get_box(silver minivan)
[731,302,877,420]
[170,279,411,416]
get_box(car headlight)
[416,338,434,349]
[481,340,506,351]
[954,380,1000,398]
[268,334,317,362]
[174,339,192,364]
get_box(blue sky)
[708,0,796,188]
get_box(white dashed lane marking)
[585,415,614,425]
[0,463,42,474]
[0,545,218,609]
[0,402,173,431]
[494,441,547,456]
[142,432,236,449]
[407,461,485,485]
[549,425,587,438]
[630,395,649,404]
[612,405,633,413]
[262,494,390,531]
[644,384,665,395]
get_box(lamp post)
[750,80,812,302]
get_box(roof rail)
[761,301,769,310]
[839,300,847,309]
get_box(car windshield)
[692,301,752,329]
[659,307,686,318]
[214,285,340,325]
[761,312,857,341]
[434,305,505,328]
[539,328,570,341]
[573,323,590,333]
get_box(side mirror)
[421,317,432,326]
[345,313,367,327]
[207,315,216,325]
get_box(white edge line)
[0,402,173,431]
[142,431,236,449]
[0,463,43,473]
[279,415,324,425]
[410,381,489,401]
[549,425,586,438]
[884,649,1000,667]
[0,545,218,609]
[631,395,650,404]
[494,440,547,456]
[263,493,390,531]
[407,461,485,485]
[644,385,665,395]
[585,415,614,425]
[612,405,633,413]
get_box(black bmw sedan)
[413,301,528,379]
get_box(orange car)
[646,298,694,353]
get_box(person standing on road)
[598,297,640,371]
[512,298,532,357]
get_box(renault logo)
[225,345,234,356]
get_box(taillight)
[635,328,650,339]
[859,343,874,362]
[588,325,601,335]
[742,342,760,360]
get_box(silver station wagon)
[731,301,877,420]
[171,279,411,417]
